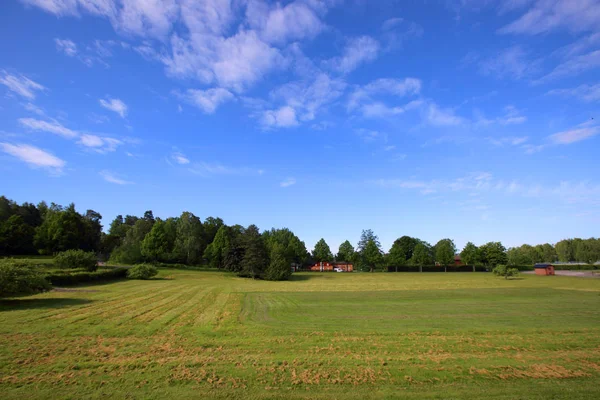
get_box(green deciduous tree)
[0,215,35,255]
[362,239,383,272]
[312,238,333,263]
[173,212,205,265]
[410,242,433,270]
[479,242,508,267]
[460,242,481,266]
[265,242,292,281]
[337,240,355,262]
[388,236,419,268]
[434,239,456,268]
[141,219,176,263]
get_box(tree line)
[1,196,599,279]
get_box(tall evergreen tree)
[240,225,267,278]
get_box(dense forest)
[1,196,599,279]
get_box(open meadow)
[1,271,600,399]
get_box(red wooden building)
[308,261,353,272]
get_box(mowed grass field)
[1,271,600,399]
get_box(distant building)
[308,261,353,272]
[534,263,555,276]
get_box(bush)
[45,267,127,286]
[127,264,158,280]
[54,250,98,272]
[493,264,520,279]
[0,259,51,297]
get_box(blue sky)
[1,0,599,253]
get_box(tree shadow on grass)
[0,297,93,311]
[289,274,334,281]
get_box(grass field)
[1,271,600,399]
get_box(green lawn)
[1,271,600,399]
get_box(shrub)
[0,259,51,297]
[45,267,127,286]
[127,264,158,280]
[493,264,520,280]
[54,250,98,272]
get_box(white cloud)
[384,145,396,151]
[426,103,464,126]
[23,102,45,116]
[348,77,421,111]
[262,106,298,128]
[549,127,600,144]
[477,46,537,79]
[77,134,122,153]
[99,97,128,118]
[488,136,529,146]
[18,118,78,138]
[330,36,380,74]
[552,33,600,59]
[163,29,286,93]
[0,70,45,99]
[188,162,264,177]
[247,0,324,44]
[0,142,65,174]
[381,17,423,50]
[536,50,600,84]
[54,38,77,56]
[548,83,600,102]
[356,128,388,143]
[269,73,347,122]
[100,170,133,185]
[499,0,600,35]
[475,105,527,126]
[280,177,296,187]
[178,87,234,113]
[22,0,179,39]
[171,152,190,164]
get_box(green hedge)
[553,264,598,270]
[0,259,52,297]
[45,267,127,286]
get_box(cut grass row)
[0,270,599,399]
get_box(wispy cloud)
[498,0,600,36]
[549,127,600,144]
[0,142,65,174]
[99,97,128,118]
[348,77,421,113]
[280,177,296,187]
[0,70,45,99]
[19,118,78,138]
[100,170,133,185]
[488,136,529,146]
[77,134,122,153]
[548,82,600,102]
[535,50,600,84]
[426,103,464,126]
[171,152,190,165]
[188,162,265,177]
[19,117,123,153]
[177,88,234,114]
[329,36,380,74]
[372,171,600,206]
[54,38,77,56]
[477,46,538,80]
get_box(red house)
[309,261,353,272]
